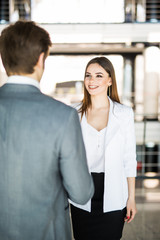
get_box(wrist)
[128,195,135,201]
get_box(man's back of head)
[0,21,52,76]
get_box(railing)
[137,150,160,179]
[135,114,160,179]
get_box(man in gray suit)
[0,21,94,240]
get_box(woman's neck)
[90,95,109,110]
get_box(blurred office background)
[0,1,160,239]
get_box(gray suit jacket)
[0,83,94,240]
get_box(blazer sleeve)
[59,108,94,204]
[123,108,137,177]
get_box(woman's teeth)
[89,85,98,89]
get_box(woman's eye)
[96,75,102,78]
[85,74,90,78]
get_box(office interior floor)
[122,178,160,240]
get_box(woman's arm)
[125,177,137,223]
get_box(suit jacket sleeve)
[59,108,94,204]
[123,108,137,177]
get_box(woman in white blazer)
[70,57,137,240]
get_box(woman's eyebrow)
[85,72,104,75]
[95,72,103,74]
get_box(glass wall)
[0,0,9,23]
[32,0,124,23]
[1,0,160,24]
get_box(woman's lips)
[88,85,98,89]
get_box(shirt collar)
[7,75,40,89]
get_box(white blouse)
[83,114,107,173]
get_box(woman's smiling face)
[84,63,112,96]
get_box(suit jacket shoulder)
[38,93,77,123]
[112,101,134,123]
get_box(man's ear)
[37,52,45,69]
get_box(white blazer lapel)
[105,98,120,147]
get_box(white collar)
[7,75,40,89]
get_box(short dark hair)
[0,21,52,75]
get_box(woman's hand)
[124,198,137,223]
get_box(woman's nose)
[89,76,94,82]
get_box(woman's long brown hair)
[79,56,120,117]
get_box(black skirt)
[70,173,126,240]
